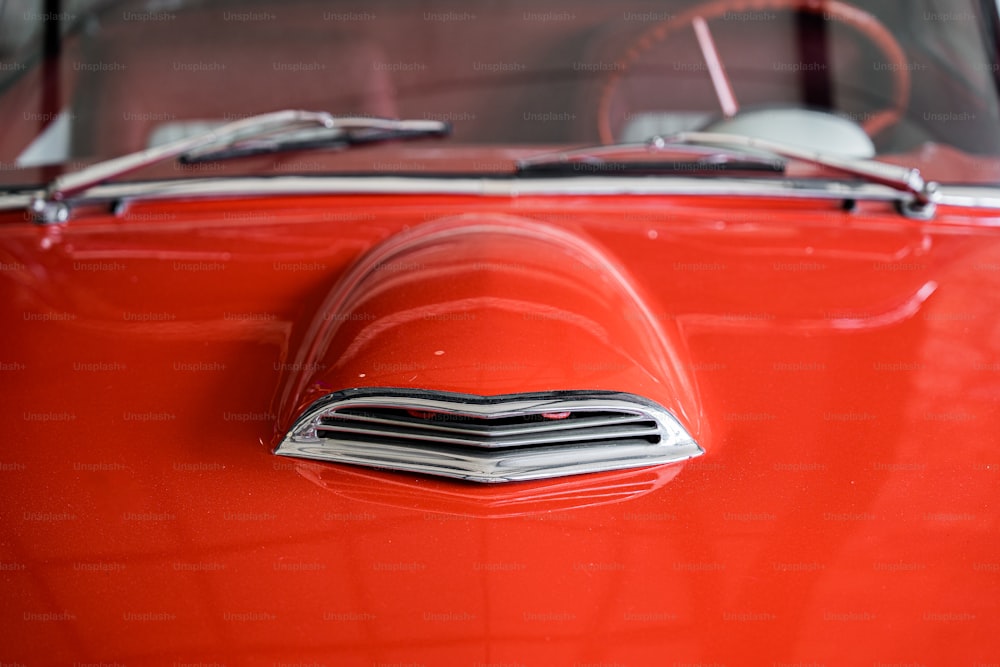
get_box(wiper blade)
[30,110,450,223]
[179,116,451,164]
[517,137,786,175]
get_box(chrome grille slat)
[293,438,697,480]
[314,420,661,449]
[276,388,704,482]
[319,410,648,437]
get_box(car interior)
[2,0,999,163]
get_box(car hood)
[1,193,998,663]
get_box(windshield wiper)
[669,132,941,218]
[519,133,941,219]
[179,116,450,164]
[30,110,450,223]
[517,137,785,176]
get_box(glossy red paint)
[1,193,999,665]
[276,214,704,445]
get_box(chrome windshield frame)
[3,174,1000,222]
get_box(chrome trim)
[0,175,933,205]
[275,388,703,483]
[3,176,1000,218]
[0,194,35,211]
[936,186,1000,213]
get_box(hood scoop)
[275,388,702,482]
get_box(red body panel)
[276,214,703,444]
[1,193,999,665]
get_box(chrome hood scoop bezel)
[275,388,703,483]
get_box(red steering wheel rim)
[597,0,911,144]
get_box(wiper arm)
[30,110,450,223]
[665,132,940,218]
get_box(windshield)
[2,0,1000,183]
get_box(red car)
[2,0,999,664]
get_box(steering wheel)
[597,0,910,144]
